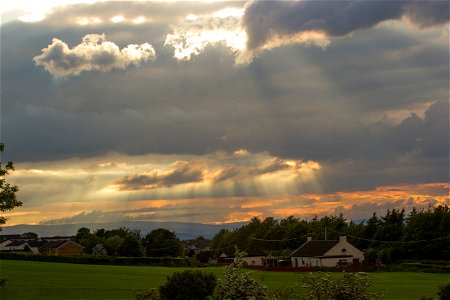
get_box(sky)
[1,0,449,226]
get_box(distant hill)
[0,221,246,240]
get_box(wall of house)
[0,241,12,251]
[243,256,265,266]
[291,257,322,267]
[54,242,84,255]
[324,237,364,264]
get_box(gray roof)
[291,240,339,257]
[3,240,28,247]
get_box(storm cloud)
[115,162,204,190]
[33,33,156,76]
[243,0,449,51]
[1,1,449,225]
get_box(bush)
[135,288,161,300]
[438,283,450,300]
[212,248,267,300]
[302,272,383,300]
[159,270,216,300]
[271,284,300,300]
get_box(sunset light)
[1,0,448,249]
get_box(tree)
[159,270,217,300]
[143,228,183,257]
[0,143,22,228]
[92,243,108,256]
[118,234,145,257]
[74,227,91,243]
[104,235,124,256]
[213,248,267,300]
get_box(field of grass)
[1,259,448,299]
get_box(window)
[341,248,347,253]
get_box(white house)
[291,236,364,268]
[0,240,31,252]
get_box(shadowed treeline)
[209,205,450,263]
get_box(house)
[0,239,84,255]
[218,249,267,266]
[291,236,364,268]
[27,240,49,253]
[39,240,84,255]
[0,240,48,253]
[0,234,21,243]
[40,236,71,242]
[0,240,31,252]
[183,238,211,257]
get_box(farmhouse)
[291,236,364,268]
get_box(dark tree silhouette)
[0,143,22,228]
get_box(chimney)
[339,236,347,243]
[307,236,312,242]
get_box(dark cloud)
[40,210,128,225]
[2,1,448,194]
[243,0,449,50]
[115,162,203,190]
[213,158,290,182]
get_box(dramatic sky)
[1,0,449,226]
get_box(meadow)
[0,260,448,299]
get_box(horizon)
[1,0,449,227]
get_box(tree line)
[73,205,449,263]
[74,227,183,258]
[209,205,450,263]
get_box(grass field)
[0,260,448,299]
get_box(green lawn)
[0,259,448,299]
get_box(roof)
[3,240,28,247]
[27,240,48,248]
[0,235,21,242]
[291,240,339,257]
[39,240,71,250]
[220,248,266,258]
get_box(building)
[39,240,84,255]
[291,236,364,268]
[0,240,31,252]
[183,238,211,257]
[0,239,84,256]
[218,249,267,266]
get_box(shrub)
[135,288,161,300]
[213,248,267,300]
[438,283,450,300]
[159,270,216,300]
[302,272,383,300]
[271,284,300,300]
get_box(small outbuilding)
[218,249,267,266]
[291,236,364,268]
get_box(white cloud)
[33,33,156,76]
[164,8,247,62]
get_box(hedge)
[0,252,201,267]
